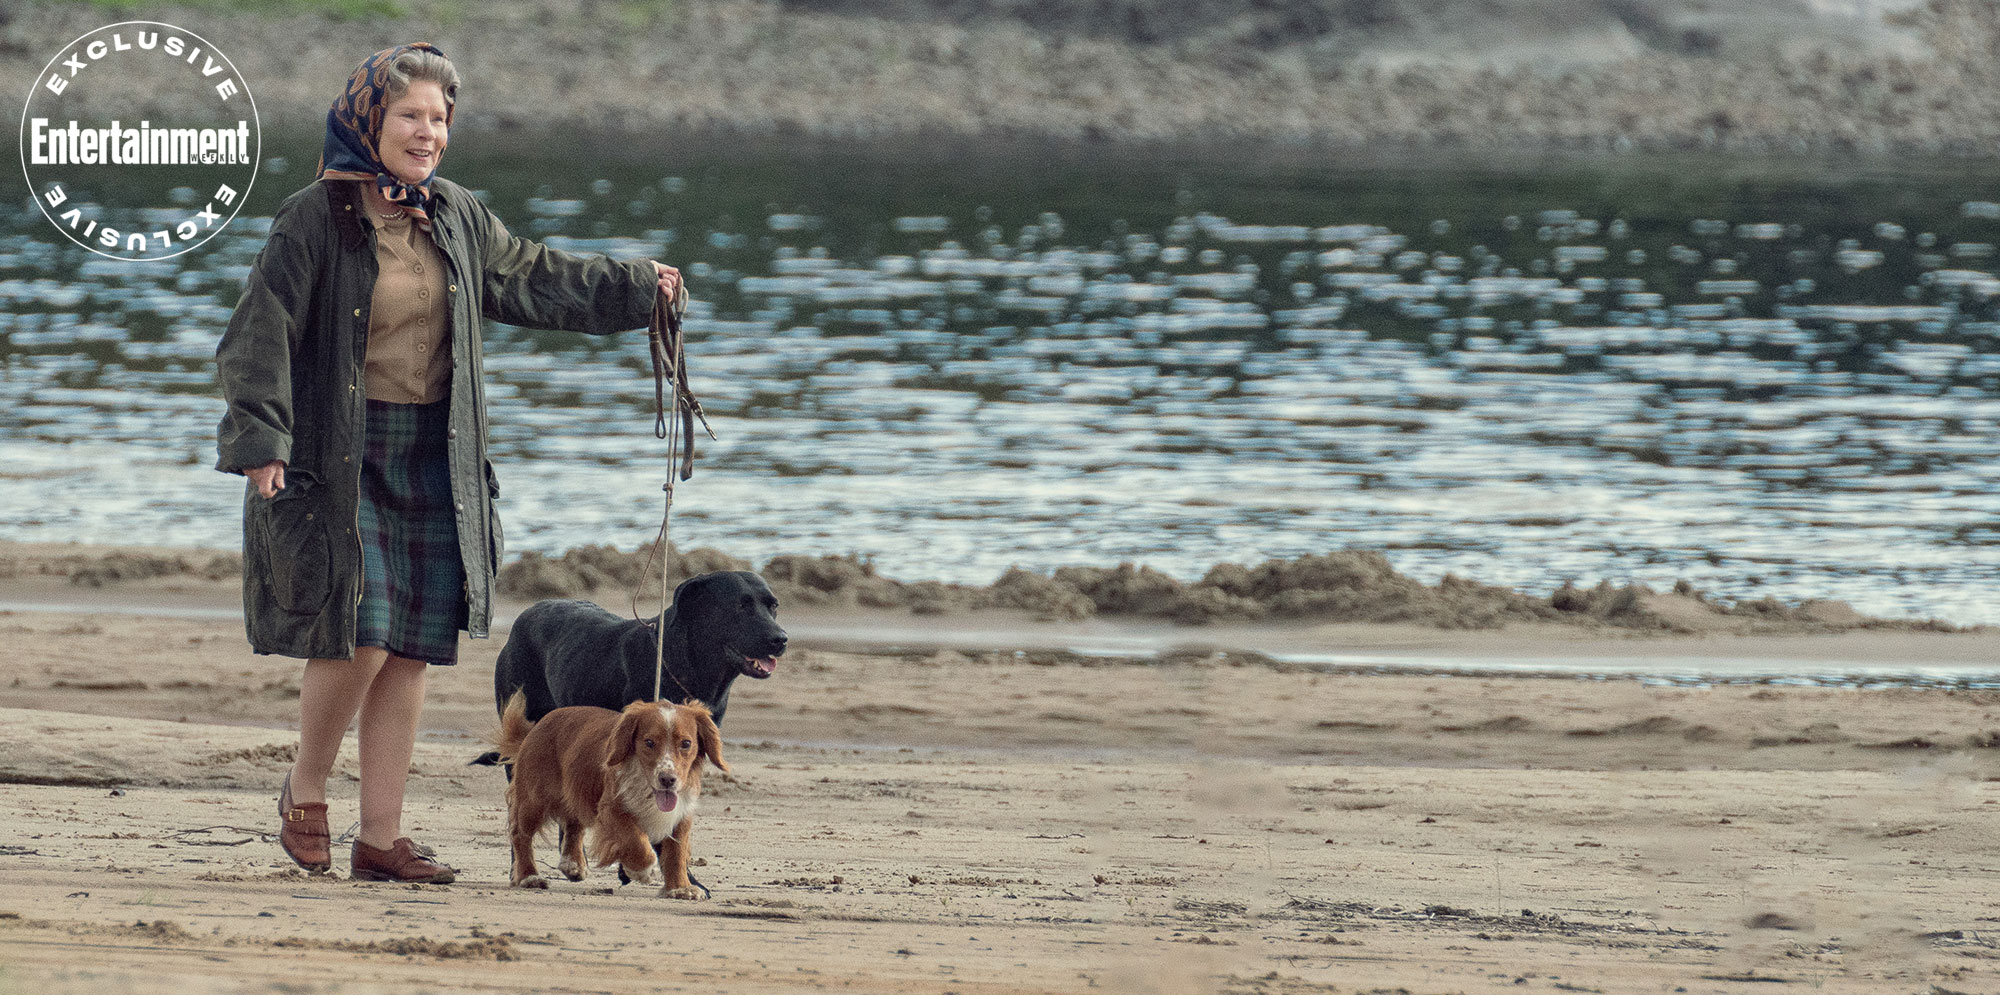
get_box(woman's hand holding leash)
[652,261,682,298]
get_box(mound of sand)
[0,549,242,589]
[497,544,753,601]
[486,543,1950,635]
[0,540,1950,635]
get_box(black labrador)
[489,570,786,727]
[474,570,785,893]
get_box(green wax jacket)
[215,177,655,658]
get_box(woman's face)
[378,80,448,185]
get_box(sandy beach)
[10,0,2000,987]
[1,542,1997,994]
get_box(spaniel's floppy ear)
[680,695,728,775]
[605,704,650,769]
[688,701,728,774]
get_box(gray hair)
[385,48,460,110]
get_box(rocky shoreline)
[4,0,1998,152]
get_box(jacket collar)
[324,178,454,251]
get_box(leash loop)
[648,282,715,475]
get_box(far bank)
[4,0,1998,152]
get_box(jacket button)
[448,285,457,293]
[342,454,351,463]
[353,308,362,317]
[454,501,465,513]
[447,428,457,440]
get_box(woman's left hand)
[652,261,683,299]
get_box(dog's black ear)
[669,572,708,608]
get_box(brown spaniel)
[495,690,726,898]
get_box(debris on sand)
[272,933,520,961]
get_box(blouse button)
[417,343,426,352]
[418,316,428,325]
[414,263,424,273]
[417,288,428,299]
[449,285,457,293]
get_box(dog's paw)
[625,864,661,887]
[558,858,585,882]
[514,874,549,890]
[659,884,706,901]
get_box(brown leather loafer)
[351,837,456,884]
[277,773,331,873]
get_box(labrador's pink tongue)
[655,789,677,812]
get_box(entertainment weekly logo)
[18,21,260,261]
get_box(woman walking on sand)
[214,43,680,882]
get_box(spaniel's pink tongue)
[655,789,677,812]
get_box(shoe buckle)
[286,807,307,822]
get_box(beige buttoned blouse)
[364,210,452,404]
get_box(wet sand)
[1,543,1998,993]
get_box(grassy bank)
[6,0,1999,150]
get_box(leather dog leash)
[645,283,716,704]
[648,281,714,467]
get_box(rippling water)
[4,133,1997,624]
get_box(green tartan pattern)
[356,398,465,665]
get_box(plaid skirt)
[356,398,465,665]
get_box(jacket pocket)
[261,469,331,615]
[483,459,504,570]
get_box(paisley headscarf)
[318,42,453,231]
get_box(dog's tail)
[474,690,536,770]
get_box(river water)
[4,132,1997,625]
